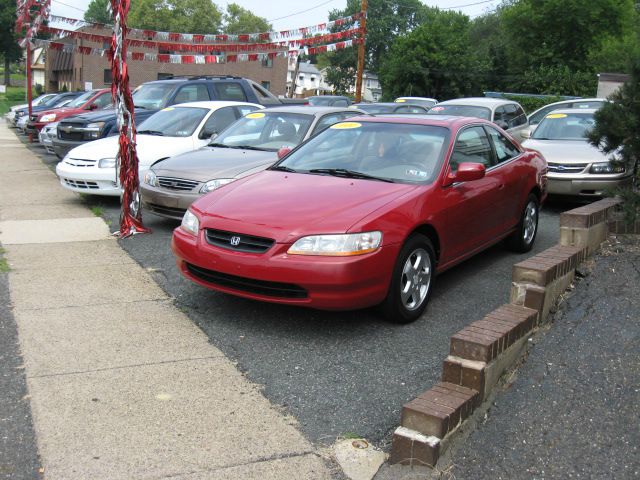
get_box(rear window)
[213,82,247,102]
[428,104,491,120]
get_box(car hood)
[65,134,194,167]
[522,139,607,164]
[151,146,277,181]
[34,107,83,119]
[192,170,419,243]
[61,107,155,123]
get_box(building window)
[261,81,271,91]
[299,75,304,81]
[261,57,273,68]
[103,69,113,84]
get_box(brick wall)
[44,27,288,95]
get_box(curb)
[388,197,624,468]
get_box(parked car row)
[7,82,629,322]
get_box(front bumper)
[172,226,399,311]
[55,161,121,196]
[38,129,57,154]
[547,173,633,196]
[140,183,201,220]
[25,121,47,135]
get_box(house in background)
[317,68,382,102]
[30,46,46,89]
[286,60,326,97]
[44,25,288,94]
[596,73,630,98]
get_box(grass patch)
[0,86,27,115]
[90,206,104,217]
[0,248,9,273]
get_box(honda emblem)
[230,236,241,246]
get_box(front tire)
[505,193,539,253]
[381,234,436,324]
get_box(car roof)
[530,98,606,114]
[308,95,349,99]
[337,114,487,129]
[170,100,262,109]
[253,106,358,115]
[396,96,438,102]
[436,97,520,108]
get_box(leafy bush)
[5,87,26,102]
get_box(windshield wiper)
[308,168,394,182]
[270,165,297,172]
[208,142,232,148]
[138,130,164,136]
[231,145,269,151]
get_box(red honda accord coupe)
[172,116,547,323]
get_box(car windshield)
[428,105,491,120]
[132,83,175,109]
[214,112,313,150]
[308,97,334,106]
[398,99,437,108]
[67,91,95,108]
[274,121,449,184]
[532,112,594,141]
[137,107,208,137]
[42,95,66,107]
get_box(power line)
[440,0,496,10]
[51,0,85,13]
[267,0,339,22]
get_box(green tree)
[378,9,480,100]
[223,3,271,34]
[588,59,640,222]
[84,0,112,24]
[0,0,23,85]
[128,0,222,34]
[322,0,429,95]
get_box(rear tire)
[381,234,436,324]
[505,193,539,253]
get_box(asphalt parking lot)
[31,141,568,448]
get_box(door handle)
[498,184,505,190]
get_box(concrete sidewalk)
[0,122,333,479]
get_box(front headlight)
[144,170,158,186]
[199,178,234,193]
[287,231,382,256]
[590,162,625,174]
[181,209,200,236]
[98,158,116,168]
[85,122,105,139]
[40,113,57,123]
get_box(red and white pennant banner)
[37,38,361,64]
[16,0,50,42]
[48,11,365,43]
[38,25,361,53]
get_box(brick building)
[45,26,288,95]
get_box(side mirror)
[453,162,486,183]
[521,129,531,139]
[87,103,99,111]
[277,146,292,159]
[201,130,217,140]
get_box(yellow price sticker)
[546,113,567,119]
[330,122,362,130]
[395,99,406,103]
[246,112,265,119]
[162,107,175,111]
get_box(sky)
[50,0,502,31]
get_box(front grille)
[145,203,186,219]
[58,130,84,141]
[29,115,37,121]
[157,176,199,191]
[205,228,275,254]
[63,178,99,189]
[65,158,97,167]
[186,263,307,299]
[547,163,588,174]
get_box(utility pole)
[289,55,301,98]
[26,42,33,142]
[354,0,367,103]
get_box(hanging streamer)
[110,0,149,237]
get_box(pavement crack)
[26,355,224,379]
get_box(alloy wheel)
[400,248,432,311]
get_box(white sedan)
[55,101,262,196]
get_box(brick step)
[400,382,479,438]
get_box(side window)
[199,107,238,139]
[312,113,346,135]
[503,104,519,127]
[513,105,527,126]
[173,84,210,104]
[529,105,556,125]
[450,126,494,171]
[235,105,260,117]
[493,106,507,124]
[486,127,520,165]
[92,93,112,109]
[212,82,247,102]
[333,99,348,107]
